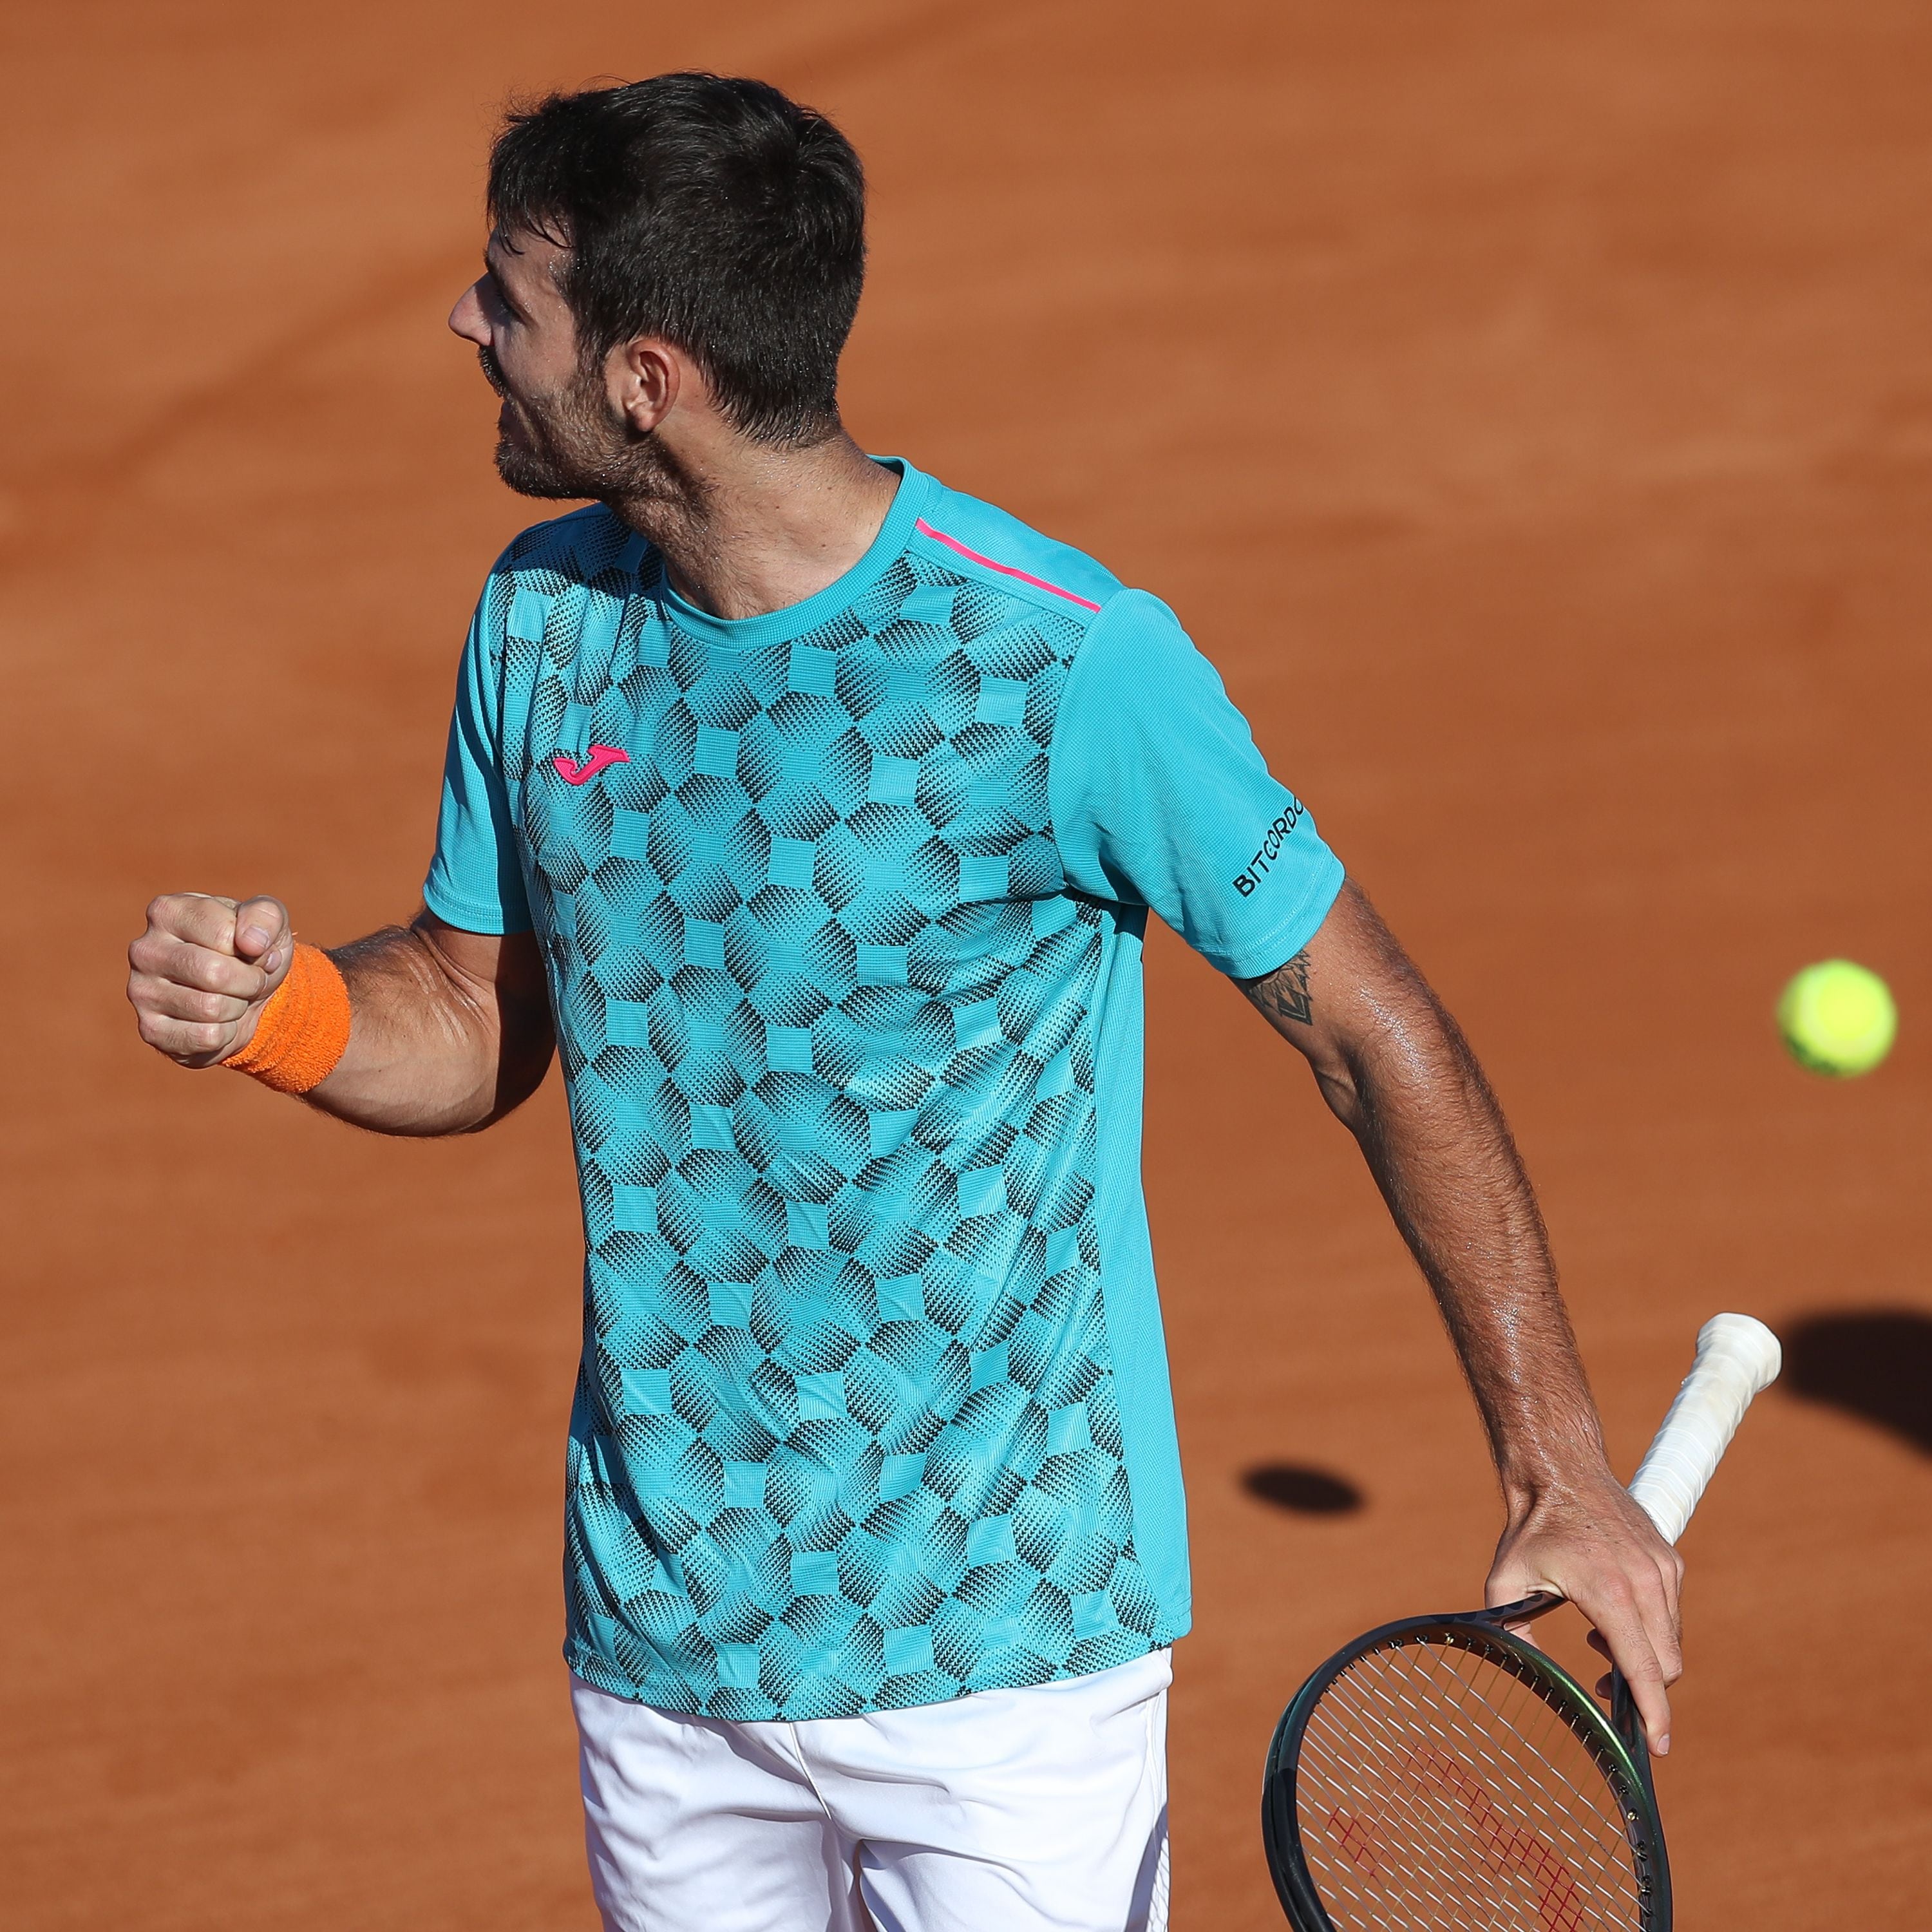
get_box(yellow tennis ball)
[1777,960,1897,1076]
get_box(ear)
[608,337,683,433]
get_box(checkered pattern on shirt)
[481,507,1172,1719]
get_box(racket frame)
[1261,1593,1671,1932]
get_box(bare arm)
[303,913,554,1133]
[128,893,554,1136]
[1240,879,1685,1752]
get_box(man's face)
[448,228,641,500]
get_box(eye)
[482,269,522,323]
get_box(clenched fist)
[127,894,294,1068]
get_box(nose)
[448,280,489,345]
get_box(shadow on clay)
[1780,1308,1932,1455]
[1240,1463,1366,1515]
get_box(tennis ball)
[1777,960,1897,1077]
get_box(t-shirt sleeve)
[1049,589,1343,978]
[422,587,533,936]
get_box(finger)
[1658,1545,1687,1636]
[254,929,297,997]
[1485,1564,1548,1649]
[128,974,252,1027]
[131,1005,236,1064]
[147,893,241,952]
[232,896,290,965]
[1581,1591,1672,1753]
[1617,1643,1671,1754]
[1639,1563,1684,1688]
[130,933,271,1002]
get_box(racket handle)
[1627,1313,1781,1545]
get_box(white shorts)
[571,1648,1172,1932]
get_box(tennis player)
[126,73,1683,1932]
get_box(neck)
[607,431,900,621]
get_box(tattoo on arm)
[1240,949,1313,1028]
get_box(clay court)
[5,2,1929,1925]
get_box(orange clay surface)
[5,4,1929,1927]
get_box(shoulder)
[905,477,1211,739]
[909,477,1126,624]
[1051,583,1244,767]
[471,506,647,665]
[906,478,1198,677]
[488,503,640,592]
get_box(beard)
[483,349,679,505]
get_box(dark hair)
[488,73,865,446]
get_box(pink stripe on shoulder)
[914,518,1103,612]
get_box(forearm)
[1245,887,1613,1505]
[1336,999,1611,1506]
[307,919,552,1137]
[1243,884,1685,1739]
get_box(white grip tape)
[1627,1314,1781,1546]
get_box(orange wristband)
[223,942,352,1094]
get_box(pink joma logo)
[553,745,630,785]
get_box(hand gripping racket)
[1262,1313,1782,1932]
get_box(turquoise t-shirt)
[426,459,1343,1719]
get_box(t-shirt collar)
[650,456,931,650]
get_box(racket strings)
[1300,1647,1631,1931]
[1305,1659,1625,1932]
[1294,1636,1646,1931]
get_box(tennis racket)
[1261,1312,1782,1932]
